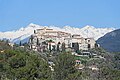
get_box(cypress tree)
[19,41,22,46]
[61,42,65,52]
[49,43,52,52]
[37,38,39,45]
[74,43,79,53]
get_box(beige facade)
[29,27,96,51]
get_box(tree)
[0,40,11,51]
[47,39,53,43]
[57,44,60,51]
[5,39,10,44]
[19,41,22,46]
[54,53,81,80]
[74,43,79,53]
[0,49,52,80]
[61,42,65,52]
[52,45,56,51]
[30,35,34,44]
[114,52,120,69]
[57,42,60,52]
[49,43,52,52]
[37,38,39,45]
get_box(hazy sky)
[0,0,120,31]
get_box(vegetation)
[0,40,120,80]
[0,40,52,80]
[61,42,65,52]
[54,52,81,80]
[0,50,52,80]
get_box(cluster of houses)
[29,27,96,52]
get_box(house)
[88,65,99,71]
[75,60,84,69]
[29,27,96,52]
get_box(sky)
[0,0,120,31]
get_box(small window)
[88,40,90,42]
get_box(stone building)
[29,27,96,52]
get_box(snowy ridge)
[0,23,115,43]
[49,25,115,40]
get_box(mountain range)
[0,23,115,44]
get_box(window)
[88,44,91,48]
[88,40,90,42]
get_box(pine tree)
[54,53,81,80]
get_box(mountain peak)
[0,23,116,43]
[28,23,36,27]
[83,25,95,29]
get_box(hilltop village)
[28,27,102,70]
[29,27,96,52]
[0,28,120,80]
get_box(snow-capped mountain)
[0,23,115,43]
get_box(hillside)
[0,40,120,80]
[97,29,120,52]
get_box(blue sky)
[0,0,120,31]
